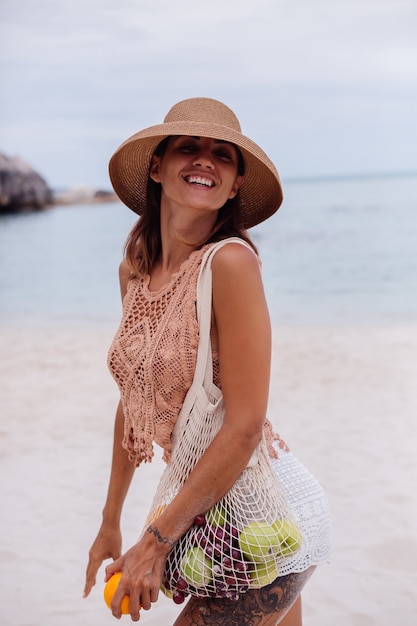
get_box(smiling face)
[149,136,244,218]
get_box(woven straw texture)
[109,98,283,229]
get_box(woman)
[84,97,331,625]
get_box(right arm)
[83,260,136,597]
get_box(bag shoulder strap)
[171,237,257,448]
[194,237,256,391]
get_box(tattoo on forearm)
[146,524,175,548]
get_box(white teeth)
[187,176,213,187]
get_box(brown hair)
[124,138,257,277]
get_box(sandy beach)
[1,321,416,625]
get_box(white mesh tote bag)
[144,238,303,603]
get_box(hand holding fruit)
[103,531,170,615]
[104,572,133,614]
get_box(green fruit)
[180,547,213,588]
[238,522,281,562]
[249,560,279,588]
[271,519,302,556]
[206,504,227,527]
[160,581,174,599]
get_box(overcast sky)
[1,0,416,189]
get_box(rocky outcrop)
[53,185,117,205]
[0,152,53,212]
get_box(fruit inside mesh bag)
[162,504,302,603]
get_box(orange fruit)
[146,504,167,525]
[103,572,132,614]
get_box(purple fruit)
[214,584,227,598]
[195,529,208,548]
[171,569,180,584]
[214,543,222,559]
[231,548,242,560]
[206,526,217,542]
[173,590,186,604]
[227,590,240,601]
[194,514,206,527]
[176,578,188,591]
[222,556,233,569]
[234,560,247,573]
[205,544,214,558]
[230,526,239,539]
[212,563,223,577]
[215,527,225,540]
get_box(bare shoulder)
[211,241,260,279]
[211,241,266,312]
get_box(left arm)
[106,243,271,617]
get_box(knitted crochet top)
[108,241,282,466]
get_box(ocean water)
[0,174,416,327]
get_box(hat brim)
[109,121,283,229]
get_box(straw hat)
[109,97,283,229]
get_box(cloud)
[1,0,416,187]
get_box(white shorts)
[270,442,332,574]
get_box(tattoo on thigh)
[177,568,314,626]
